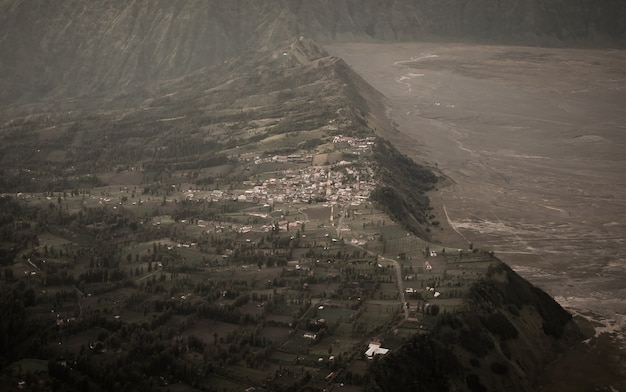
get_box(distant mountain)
[0,1,296,104]
[1,0,624,105]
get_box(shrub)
[490,361,509,375]
[466,374,487,392]
[484,312,519,340]
[459,328,494,358]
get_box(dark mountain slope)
[295,0,626,45]
[368,262,584,392]
[0,1,286,104]
[1,0,624,105]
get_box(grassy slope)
[368,262,584,392]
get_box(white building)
[365,342,389,359]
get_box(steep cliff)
[0,0,292,104]
[1,0,624,105]
[293,0,626,45]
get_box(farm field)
[1,164,497,390]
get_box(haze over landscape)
[0,1,624,391]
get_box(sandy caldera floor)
[326,42,626,390]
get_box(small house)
[365,341,389,359]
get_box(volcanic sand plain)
[327,42,626,388]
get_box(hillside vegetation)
[368,262,584,391]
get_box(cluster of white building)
[332,135,376,150]
[235,164,376,206]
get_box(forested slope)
[368,262,584,392]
